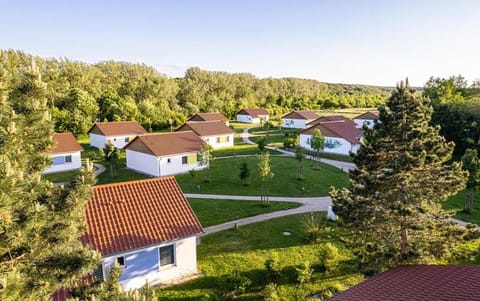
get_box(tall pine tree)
[331,80,468,273]
[0,59,100,300]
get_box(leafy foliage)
[239,160,251,186]
[257,152,274,203]
[0,60,100,300]
[461,149,480,213]
[331,79,470,273]
[310,128,325,169]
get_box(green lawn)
[443,189,480,225]
[212,144,281,157]
[249,134,285,147]
[229,121,256,133]
[176,156,348,196]
[42,170,81,183]
[188,198,301,227]
[158,214,363,300]
[316,108,377,119]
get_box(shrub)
[302,213,326,243]
[295,261,313,284]
[265,258,282,283]
[318,242,341,273]
[188,169,196,178]
[219,271,252,297]
[263,283,281,301]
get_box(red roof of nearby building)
[301,119,362,144]
[50,133,83,154]
[124,131,204,157]
[81,177,203,256]
[176,121,235,137]
[87,121,147,136]
[282,110,320,120]
[237,108,269,117]
[354,110,380,120]
[188,112,228,122]
[329,265,480,301]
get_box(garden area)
[176,156,348,197]
[444,190,480,225]
[158,213,364,300]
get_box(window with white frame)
[182,156,188,165]
[65,155,72,163]
[116,256,126,268]
[159,244,175,267]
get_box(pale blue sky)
[1,0,479,86]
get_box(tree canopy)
[331,79,470,273]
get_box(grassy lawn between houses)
[213,144,281,157]
[443,189,480,225]
[176,156,348,197]
[158,213,364,300]
[188,198,301,227]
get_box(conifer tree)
[331,80,468,273]
[0,60,100,300]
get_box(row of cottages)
[44,133,83,174]
[125,131,206,177]
[176,121,234,149]
[188,112,230,126]
[88,121,147,149]
[299,115,363,155]
[353,110,379,129]
[236,108,270,124]
[282,110,320,129]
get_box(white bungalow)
[176,121,235,149]
[81,177,204,291]
[44,133,83,174]
[353,111,379,129]
[282,110,320,129]
[299,118,363,155]
[124,131,206,177]
[236,108,270,124]
[88,121,147,149]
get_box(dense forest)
[0,49,389,135]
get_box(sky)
[1,0,479,86]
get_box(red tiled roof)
[307,115,349,126]
[301,119,362,144]
[237,108,269,117]
[50,133,83,154]
[282,110,320,120]
[355,110,380,120]
[81,177,204,256]
[329,265,480,301]
[176,121,235,137]
[124,131,204,157]
[188,112,228,122]
[87,121,147,136]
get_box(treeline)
[0,49,389,136]
[426,76,480,156]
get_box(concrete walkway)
[184,193,331,235]
[93,163,106,175]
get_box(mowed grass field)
[158,214,363,300]
[176,156,348,197]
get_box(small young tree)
[199,141,213,182]
[295,146,305,180]
[100,140,119,177]
[239,160,251,186]
[461,148,480,213]
[257,136,267,152]
[258,152,274,203]
[310,128,325,169]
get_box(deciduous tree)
[461,148,480,213]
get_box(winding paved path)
[185,193,331,235]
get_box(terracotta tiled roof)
[176,121,235,137]
[300,120,362,144]
[329,265,480,301]
[282,110,320,120]
[307,115,349,126]
[355,110,380,120]
[81,177,203,256]
[87,121,147,136]
[49,133,83,154]
[237,108,269,117]
[188,112,228,122]
[124,131,204,157]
